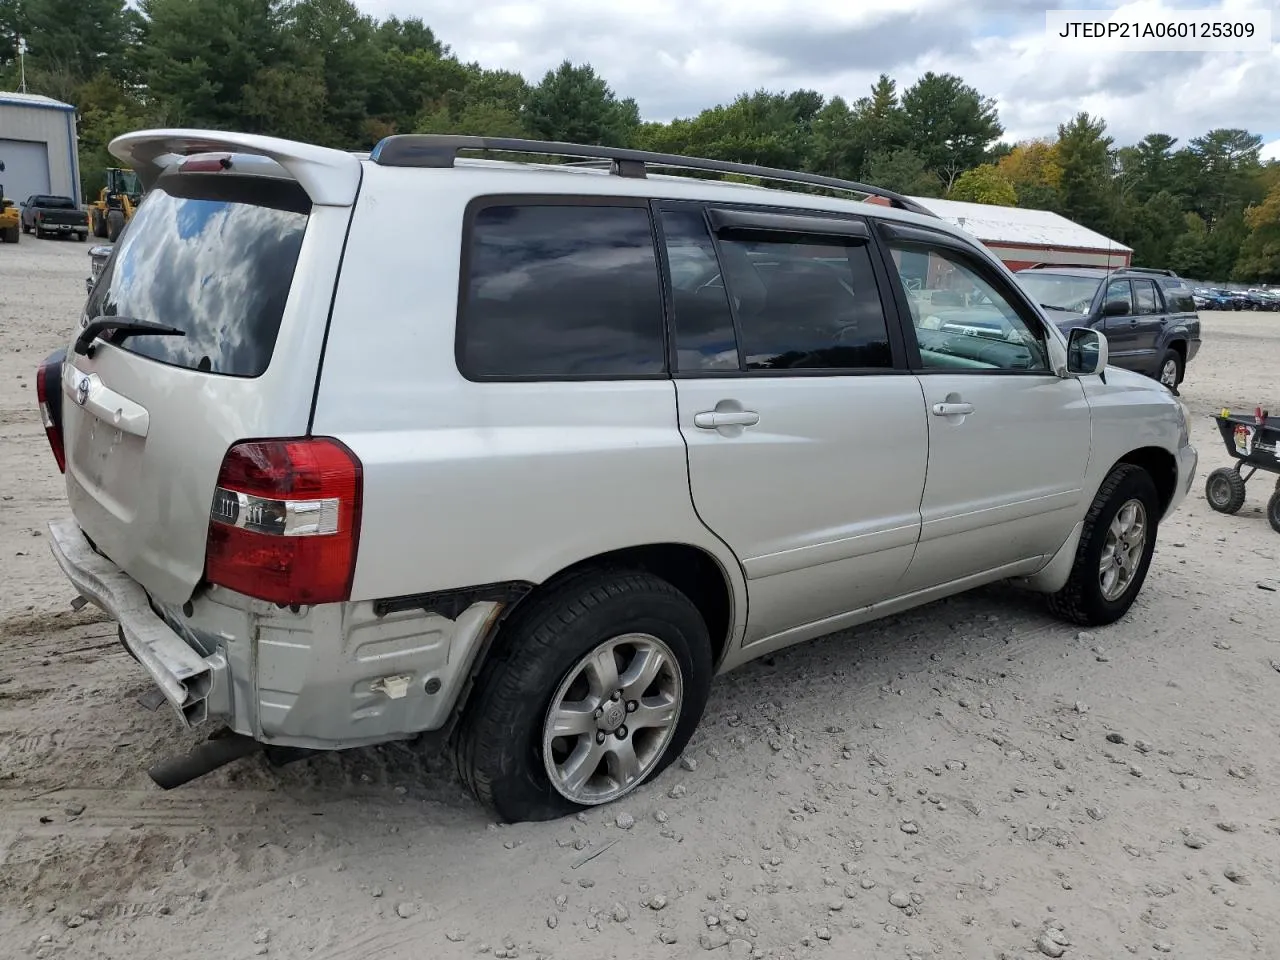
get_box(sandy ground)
[2,236,1279,960]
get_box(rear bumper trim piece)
[46,517,220,726]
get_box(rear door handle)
[931,402,974,417]
[694,410,760,429]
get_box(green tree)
[135,0,287,130]
[0,0,141,85]
[949,163,1016,205]
[1234,182,1280,282]
[1056,113,1116,233]
[1168,214,1213,278]
[1189,128,1265,227]
[865,148,941,197]
[841,74,908,180]
[525,60,639,147]
[900,72,1002,189]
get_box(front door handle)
[694,410,760,429]
[931,401,974,417]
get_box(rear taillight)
[35,352,66,473]
[204,438,363,605]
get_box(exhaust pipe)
[148,730,261,789]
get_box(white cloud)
[356,0,1280,148]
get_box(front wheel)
[454,570,712,822]
[1048,464,1160,626]
[1267,488,1280,535]
[106,210,125,242]
[1205,466,1247,514]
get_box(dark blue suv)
[1015,266,1202,391]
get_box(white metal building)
[0,92,81,207]
[867,194,1131,270]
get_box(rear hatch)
[60,136,360,605]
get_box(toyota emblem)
[75,378,89,406]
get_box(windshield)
[84,175,311,377]
[1014,273,1101,313]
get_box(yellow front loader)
[87,167,143,242]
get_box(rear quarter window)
[458,202,666,379]
[84,175,311,377]
[1159,279,1196,313]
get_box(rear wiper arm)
[74,315,185,356]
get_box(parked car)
[1240,289,1280,311]
[84,243,113,294]
[36,130,1198,821]
[1014,266,1201,391]
[20,194,89,240]
[1193,287,1233,310]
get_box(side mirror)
[1067,327,1108,377]
[1102,298,1129,317]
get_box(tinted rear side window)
[459,203,666,379]
[1160,279,1196,312]
[85,175,310,377]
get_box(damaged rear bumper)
[46,516,520,753]
[47,517,222,726]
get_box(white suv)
[38,130,1197,822]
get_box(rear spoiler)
[109,129,363,207]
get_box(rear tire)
[1156,348,1183,392]
[454,569,712,823]
[1267,489,1280,535]
[1048,464,1160,626]
[91,209,107,238]
[1205,467,1247,514]
[0,226,17,243]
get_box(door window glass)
[1133,279,1160,315]
[660,209,740,371]
[1104,279,1134,315]
[888,241,1049,372]
[716,234,893,370]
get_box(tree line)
[2,0,1277,282]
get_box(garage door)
[0,138,51,205]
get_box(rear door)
[1129,278,1165,370]
[60,155,355,605]
[878,222,1091,592]
[660,202,928,647]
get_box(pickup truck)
[21,194,89,241]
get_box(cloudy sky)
[355,0,1280,160]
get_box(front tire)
[1048,464,1160,626]
[454,570,712,823]
[1267,488,1280,535]
[1205,466,1247,514]
[106,210,125,242]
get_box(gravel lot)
[2,236,1278,960]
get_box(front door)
[880,225,1092,592]
[657,202,929,646]
[1100,278,1142,370]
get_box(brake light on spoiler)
[204,438,363,605]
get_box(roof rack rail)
[1118,266,1178,277]
[1021,262,1111,270]
[368,134,938,218]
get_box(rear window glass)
[36,195,76,208]
[84,176,310,377]
[459,203,666,379]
